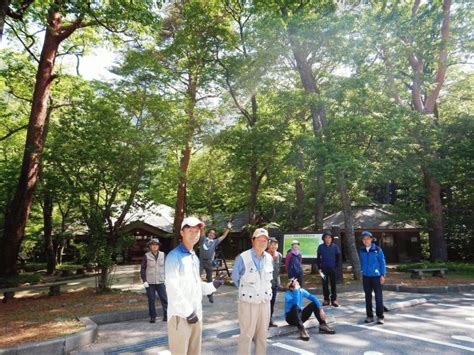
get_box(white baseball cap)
[291,240,300,245]
[252,228,269,239]
[181,216,204,230]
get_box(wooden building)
[119,203,174,262]
[322,205,422,263]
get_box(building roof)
[322,205,420,230]
[121,202,174,234]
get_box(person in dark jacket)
[285,240,304,286]
[140,238,168,323]
[284,278,335,341]
[359,231,387,324]
[317,231,341,307]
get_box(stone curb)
[0,308,157,354]
[383,283,474,294]
[0,317,97,355]
[88,309,150,325]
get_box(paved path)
[74,288,442,354]
[193,292,474,355]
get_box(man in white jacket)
[165,216,224,355]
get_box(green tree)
[0,0,157,277]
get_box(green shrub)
[397,261,474,275]
[22,262,47,272]
[57,263,84,272]
[0,273,42,287]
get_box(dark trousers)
[270,285,278,318]
[322,268,337,301]
[285,303,323,330]
[363,276,384,318]
[201,260,213,282]
[146,283,168,319]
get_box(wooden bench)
[0,281,70,303]
[409,268,448,279]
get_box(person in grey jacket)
[200,222,232,303]
[267,236,282,327]
[140,238,168,323]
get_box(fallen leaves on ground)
[0,289,147,348]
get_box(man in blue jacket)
[284,278,335,341]
[317,231,341,307]
[359,230,387,324]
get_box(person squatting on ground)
[199,222,232,303]
[284,278,335,341]
[316,231,341,307]
[359,230,387,325]
[140,238,168,323]
[266,236,282,327]
[285,240,304,286]
[165,217,225,355]
[232,228,273,355]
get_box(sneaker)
[299,327,310,341]
[364,317,374,323]
[331,300,340,307]
[162,316,167,322]
[150,317,156,323]
[319,323,336,334]
[323,300,330,306]
[208,294,214,303]
[377,317,384,324]
[269,320,277,328]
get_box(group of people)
[140,217,387,354]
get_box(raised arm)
[217,222,232,244]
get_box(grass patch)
[397,261,474,276]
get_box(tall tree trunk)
[173,141,192,243]
[97,266,110,292]
[0,0,8,42]
[337,174,361,280]
[398,0,451,261]
[294,176,304,229]
[314,175,326,230]
[0,18,61,277]
[43,186,55,275]
[422,167,447,260]
[249,163,259,226]
[283,10,327,229]
[173,73,197,243]
[247,94,260,226]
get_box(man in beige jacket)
[232,228,273,355]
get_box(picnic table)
[0,280,70,303]
[409,268,448,279]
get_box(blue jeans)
[146,283,168,319]
[363,276,383,318]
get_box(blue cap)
[361,231,373,238]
